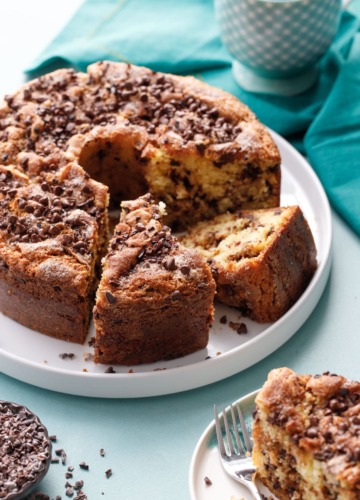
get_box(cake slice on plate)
[253,367,360,499]
[93,193,216,365]
[181,205,317,323]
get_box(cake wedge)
[181,205,317,323]
[93,193,216,365]
[253,367,360,499]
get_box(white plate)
[0,130,332,398]
[189,390,278,500]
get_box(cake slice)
[181,206,317,323]
[253,368,360,499]
[93,193,216,365]
[0,163,108,343]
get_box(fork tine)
[222,404,236,455]
[214,404,226,456]
[230,404,243,454]
[236,403,252,452]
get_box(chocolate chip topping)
[0,166,98,260]
[105,292,116,304]
[260,369,360,470]
[0,63,244,166]
[108,195,179,270]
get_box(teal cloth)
[26,0,360,237]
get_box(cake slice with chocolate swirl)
[253,368,360,499]
[182,206,317,323]
[93,193,216,365]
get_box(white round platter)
[0,130,332,398]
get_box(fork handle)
[246,481,262,500]
[234,474,262,500]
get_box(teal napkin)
[26,0,360,237]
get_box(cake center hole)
[78,136,148,217]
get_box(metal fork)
[214,403,262,499]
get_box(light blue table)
[0,2,359,499]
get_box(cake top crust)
[256,367,360,489]
[97,193,216,307]
[0,162,106,288]
[0,61,280,170]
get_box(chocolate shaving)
[105,291,116,304]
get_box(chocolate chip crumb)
[66,486,74,497]
[100,448,105,457]
[79,462,89,471]
[236,322,248,334]
[204,476,212,486]
[31,493,50,500]
[105,469,112,478]
[219,315,227,324]
[50,434,57,442]
[229,321,243,332]
[105,366,116,374]
[163,256,177,271]
[59,353,75,360]
[171,290,181,301]
[75,492,87,500]
[105,291,116,304]
[88,337,96,347]
[179,265,190,275]
[75,480,84,490]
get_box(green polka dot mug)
[215,0,352,95]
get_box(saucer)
[232,60,318,96]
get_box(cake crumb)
[104,367,116,374]
[237,322,248,334]
[88,337,96,347]
[59,353,75,360]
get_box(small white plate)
[0,130,332,398]
[189,390,279,500]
